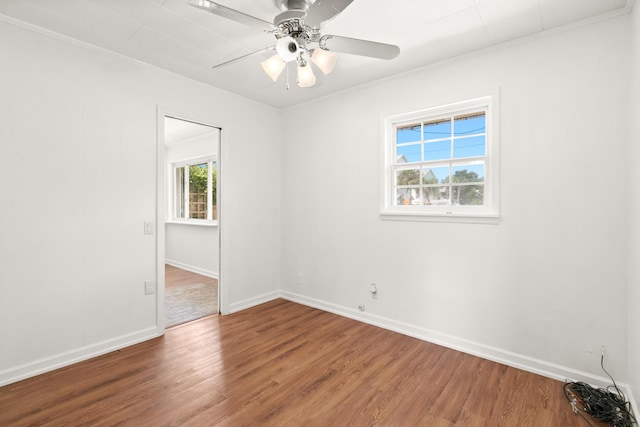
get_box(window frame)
[171,155,217,225]
[381,96,499,224]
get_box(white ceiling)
[0,0,631,109]
[164,116,218,146]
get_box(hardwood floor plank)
[165,264,217,290]
[0,300,604,426]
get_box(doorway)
[163,116,220,327]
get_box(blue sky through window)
[424,119,451,140]
[396,113,486,162]
[454,114,485,136]
[454,136,485,158]
[396,125,421,144]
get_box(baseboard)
[165,259,218,279]
[5,290,636,421]
[280,291,629,391]
[228,291,281,314]
[0,327,161,387]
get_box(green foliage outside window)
[189,164,217,203]
[397,170,419,185]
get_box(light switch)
[144,221,154,235]
[145,280,155,295]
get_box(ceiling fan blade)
[187,0,273,31]
[304,0,355,28]
[321,35,400,60]
[212,46,275,69]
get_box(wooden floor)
[0,299,603,426]
[165,263,217,290]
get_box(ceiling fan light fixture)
[190,0,401,90]
[297,62,316,87]
[260,54,286,82]
[275,36,300,63]
[311,48,337,75]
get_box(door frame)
[156,106,225,332]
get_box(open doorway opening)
[163,116,220,327]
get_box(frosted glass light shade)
[297,63,316,87]
[275,36,299,63]
[260,54,286,82]
[311,48,337,75]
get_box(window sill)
[380,211,499,225]
[165,219,218,227]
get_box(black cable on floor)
[563,355,637,426]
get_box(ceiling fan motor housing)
[274,9,305,26]
[275,0,311,12]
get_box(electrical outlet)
[370,283,378,298]
[144,280,155,295]
[297,273,303,286]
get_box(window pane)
[454,135,485,158]
[423,166,450,185]
[396,168,420,185]
[189,163,208,219]
[424,118,451,141]
[454,112,485,136]
[452,164,484,183]
[397,124,421,144]
[422,187,450,205]
[175,167,185,218]
[395,188,421,206]
[424,140,451,161]
[452,184,484,205]
[396,144,421,163]
[421,168,438,185]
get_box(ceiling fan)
[187,0,401,88]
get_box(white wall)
[628,0,640,414]
[165,223,218,277]
[165,131,219,278]
[281,15,631,386]
[0,18,281,385]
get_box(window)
[382,96,499,222]
[173,156,217,223]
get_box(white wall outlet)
[297,273,303,286]
[144,280,155,295]
[370,283,378,298]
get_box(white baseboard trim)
[4,290,637,422]
[280,291,633,393]
[0,327,161,387]
[228,291,280,314]
[165,259,218,279]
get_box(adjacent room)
[163,116,220,327]
[0,0,639,425]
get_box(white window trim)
[381,95,500,224]
[171,154,217,226]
